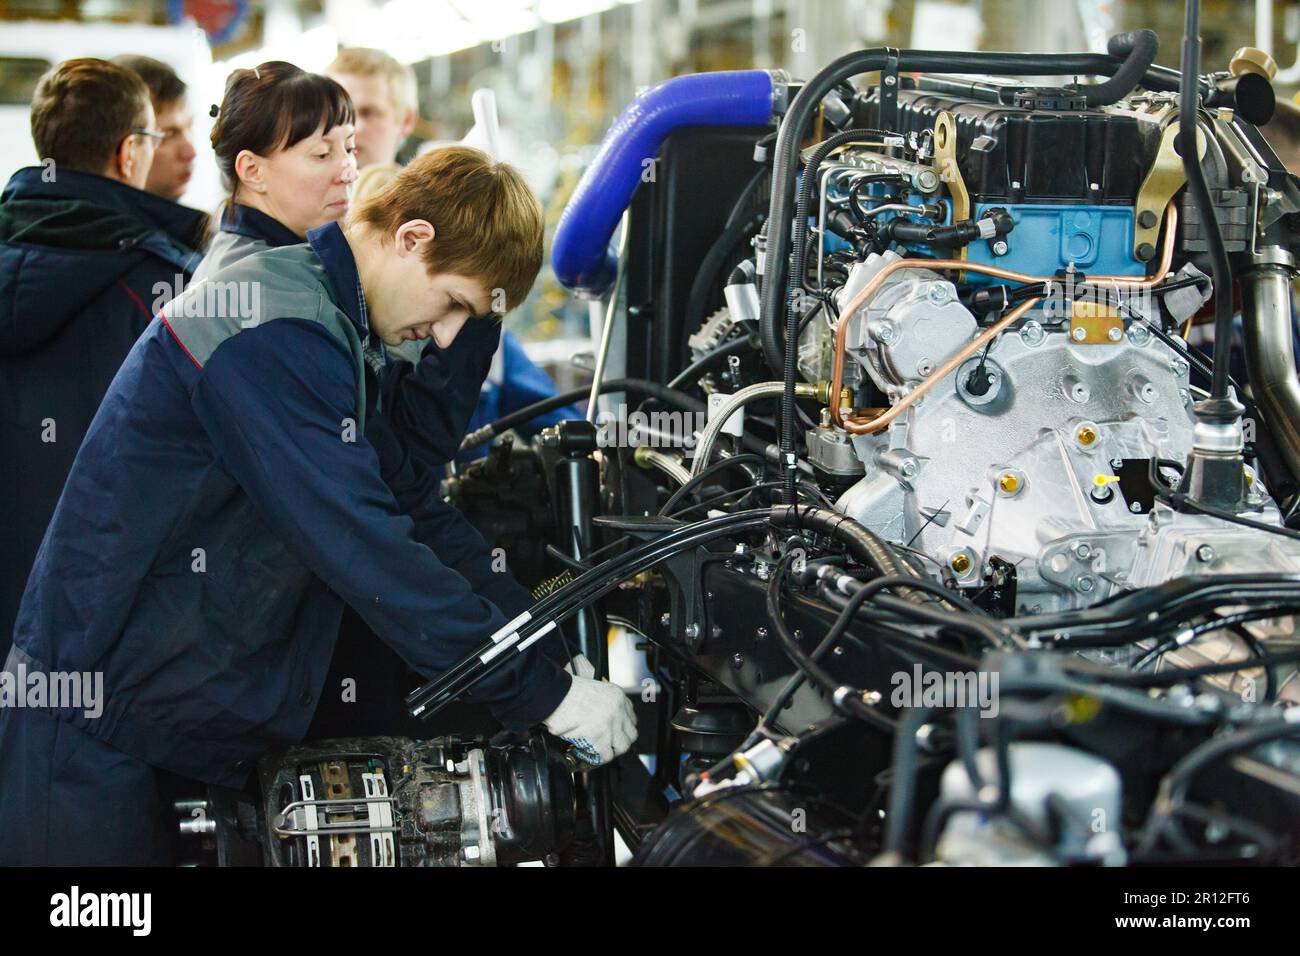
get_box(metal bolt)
[1020,320,1045,346]
[1129,501,1143,513]
[916,358,934,376]
[462,845,482,862]
[884,74,896,85]
[1137,209,1158,229]
[684,622,701,640]
[1128,324,1151,347]
[950,553,972,574]
[927,283,950,305]
[1072,326,1087,342]
[731,653,745,670]
[900,459,919,478]
[875,322,899,345]
[1110,458,1124,469]
[1075,575,1096,593]
[1196,544,1215,563]
[991,239,1009,256]
[1073,542,1092,559]
[660,612,671,628]
[755,626,768,640]
[1107,326,1123,342]
[1076,425,1098,446]
[832,646,845,656]
[998,472,1020,495]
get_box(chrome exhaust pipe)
[1241,247,1300,484]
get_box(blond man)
[328,47,418,169]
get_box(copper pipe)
[829,202,1179,433]
[843,297,1040,433]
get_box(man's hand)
[543,668,636,768]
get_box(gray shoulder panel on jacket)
[162,244,354,368]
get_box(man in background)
[327,47,418,171]
[0,59,206,657]
[112,54,199,203]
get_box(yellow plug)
[1090,473,1122,504]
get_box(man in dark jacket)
[0,58,205,659]
[0,147,634,865]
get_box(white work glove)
[566,653,596,679]
[544,663,637,768]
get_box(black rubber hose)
[658,452,765,515]
[780,269,800,503]
[1079,29,1160,107]
[768,504,912,580]
[460,376,776,461]
[459,378,693,449]
[1140,719,1300,853]
[680,162,770,370]
[765,553,897,731]
[681,211,765,360]
[883,210,1014,246]
[882,704,936,857]
[1179,2,1235,405]
[766,503,953,610]
[407,509,775,716]
[665,334,755,391]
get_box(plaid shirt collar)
[357,279,387,374]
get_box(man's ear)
[394,219,435,257]
[234,149,267,193]
[398,107,417,139]
[106,136,134,184]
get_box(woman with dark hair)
[194,61,357,280]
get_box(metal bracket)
[933,111,969,265]
[659,546,721,654]
[273,795,400,839]
[1069,299,1125,345]
[1133,121,1205,260]
[362,772,396,867]
[879,48,900,135]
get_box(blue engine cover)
[962,202,1144,284]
